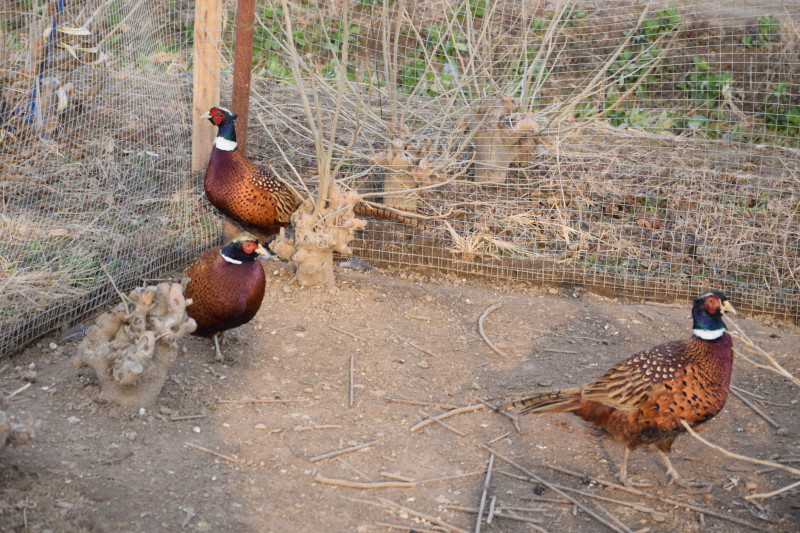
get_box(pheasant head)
[692,291,736,340]
[203,107,238,151]
[220,237,271,264]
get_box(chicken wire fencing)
[1,0,219,357]
[1,0,799,357]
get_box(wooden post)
[191,0,223,172]
[231,0,256,154]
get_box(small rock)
[548,288,558,295]
[67,416,81,424]
[776,427,790,436]
[651,513,667,523]
[28,363,36,370]
[416,361,430,369]
[538,379,553,387]
[21,370,37,383]
[159,406,173,415]
[125,431,137,441]
[49,343,58,351]
[193,426,201,433]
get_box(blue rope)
[17,0,67,128]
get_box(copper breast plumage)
[184,246,266,337]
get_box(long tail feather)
[500,391,581,415]
[354,203,427,230]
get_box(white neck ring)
[693,328,725,340]
[220,251,242,264]
[214,137,237,151]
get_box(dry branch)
[308,440,377,463]
[481,445,631,533]
[680,420,800,501]
[184,442,239,464]
[477,303,507,356]
[728,318,800,388]
[729,388,780,429]
[314,472,415,489]
[409,404,484,432]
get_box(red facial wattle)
[241,241,257,254]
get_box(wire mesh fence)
[1,0,219,357]
[2,0,798,357]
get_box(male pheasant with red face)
[202,107,424,238]
[184,237,269,361]
[501,292,736,487]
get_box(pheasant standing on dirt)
[184,237,270,361]
[501,292,737,487]
[202,106,424,240]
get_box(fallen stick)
[481,445,630,533]
[486,432,511,445]
[729,385,766,400]
[728,318,800,387]
[314,472,415,489]
[293,424,343,432]
[486,496,497,525]
[377,497,468,533]
[170,414,207,422]
[416,470,485,485]
[421,410,467,436]
[475,453,494,533]
[216,398,309,404]
[478,398,521,433]
[386,397,459,409]
[349,354,355,408]
[729,387,780,429]
[308,440,377,463]
[184,442,239,464]
[329,324,370,344]
[397,336,439,357]
[540,460,763,529]
[478,302,507,356]
[7,382,31,399]
[747,478,800,500]
[375,521,440,533]
[681,420,800,482]
[380,472,415,482]
[541,349,578,354]
[409,404,484,432]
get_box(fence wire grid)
[2,0,799,357]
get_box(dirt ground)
[1,262,798,533]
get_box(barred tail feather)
[503,391,582,415]
[353,203,427,230]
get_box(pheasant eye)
[241,241,257,254]
[704,296,721,313]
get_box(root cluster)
[72,282,196,408]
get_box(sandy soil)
[1,262,798,532]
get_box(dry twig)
[477,303,507,356]
[409,404,484,432]
[184,442,239,464]
[308,440,377,463]
[482,445,631,533]
[729,388,780,429]
[386,397,459,409]
[680,420,799,501]
[728,318,799,387]
[475,453,494,533]
[314,472,415,489]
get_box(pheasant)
[501,292,737,487]
[202,106,424,239]
[184,237,269,361]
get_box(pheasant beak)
[255,243,272,259]
[722,300,737,315]
[200,111,211,120]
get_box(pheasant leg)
[619,447,651,488]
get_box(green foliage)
[763,82,800,135]
[448,0,488,21]
[743,15,779,47]
[677,57,733,107]
[634,4,680,44]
